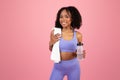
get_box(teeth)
[62,22,66,25]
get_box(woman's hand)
[82,50,86,58]
[51,32,61,45]
[49,31,61,51]
[54,33,61,42]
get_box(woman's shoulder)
[75,30,82,38]
[75,30,82,42]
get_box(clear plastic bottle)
[77,42,84,60]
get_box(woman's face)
[59,10,72,28]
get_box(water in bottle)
[77,42,84,60]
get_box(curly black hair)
[55,6,82,29]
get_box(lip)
[61,22,67,25]
[62,23,66,25]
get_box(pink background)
[0,0,120,80]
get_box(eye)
[60,15,63,18]
[65,15,69,18]
[65,15,71,18]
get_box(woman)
[49,6,86,80]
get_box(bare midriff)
[60,52,77,60]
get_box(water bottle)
[77,42,84,60]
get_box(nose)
[61,17,66,21]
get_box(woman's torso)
[59,31,78,60]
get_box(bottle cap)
[77,42,83,46]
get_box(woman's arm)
[49,30,54,51]
[49,30,61,51]
[76,31,86,58]
[76,31,82,43]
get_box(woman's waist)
[60,52,77,60]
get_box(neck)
[62,27,73,32]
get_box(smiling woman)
[59,10,72,28]
[49,6,86,80]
